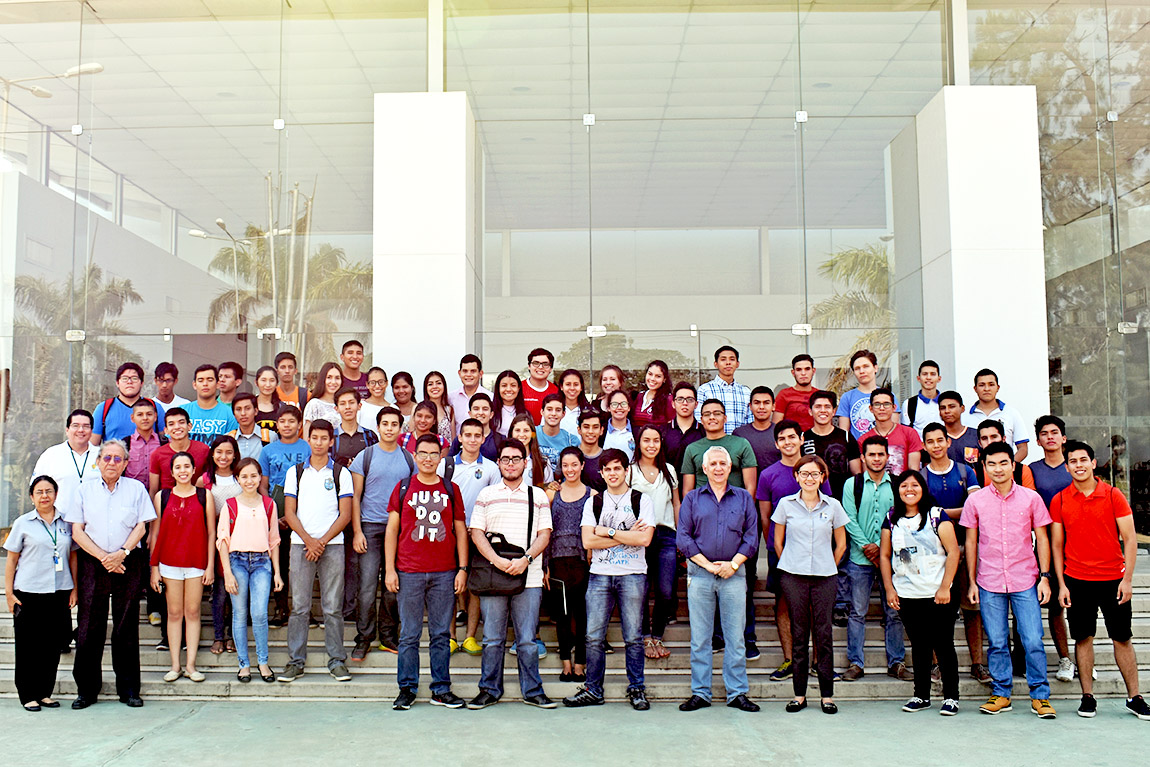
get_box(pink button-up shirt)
[960,481,1051,594]
[126,432,161,485]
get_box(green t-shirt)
[681,435,757,488]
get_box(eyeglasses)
[701,410,724,419]
[367,379,387,387]
[609,402,629,410]
[796,471,823,479]
[118,375,141,383]
[871,402,894,409]
[498,456,525,465]
[529,360,552,369]
[674,396,696,404]
[100,455,125,464]
[415,451,440,460]
[156,377,176,384]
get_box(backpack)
[887,505,946,535]
[100,396,162,440]
[443,457,456,484]
[225,495,276,534]
[362,442,415,479]
[591,489,645,525]
[906,396,918,427]
[333,428,379,462]
[293,461,346,502]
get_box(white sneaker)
[1056,657,1074,683]
[148,612,162,627]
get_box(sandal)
[653,638,670,659]
[225,639,236,653]
[644,638,658,660]
[210,640,226,655]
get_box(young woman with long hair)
[397,400,451,455]
[302,362,343,437]
[253,365,281,437]
[558,368,589,436]
[199,435,241,655]
[491,369,528,437]
[544,446,595,682]
[391,371,416,430]
[595,364,624,412]
[423,370,456,438]
[631,360,673,431]
[508,413,555,490]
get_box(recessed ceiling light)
[813,82,832,89]
[512,86,531,92]
[521,136,535,142]
[217,91,237,98]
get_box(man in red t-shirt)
[773,353,816,431]
[521,347,559,425]
[384,434,468,710]
[858,388,922,475]
[1051,439,1148,719]
[148,407,209,495]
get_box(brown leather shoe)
[888,662,914,681]
[841,663,865,681]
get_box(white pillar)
[373,92,478,385]
[893,86,1049,431]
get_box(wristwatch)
[1039,571,1051,579]
[731,560,740,571]
[608,528,617,539]
[458,565,470,573]
[121,548,131,557]
[526,554,534,564]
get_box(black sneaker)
[745,641,761,661]
[350,640,370,662]
[628,687,650,711]
[563,687,606,708]
[455,610,467,627]
[902,697,931,712]
[155,640,169,652]
[393,689,417,710]
[467,691,500,710]
[523,694,557,709]
[604,641,615,655]
[1126,695,1150,720]
[712,637,725,654]
[430,691,466,709]
[679,695,711,711]
[832,607,848,628]
[1077,694,1097,718]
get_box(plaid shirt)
[695,376,751,434]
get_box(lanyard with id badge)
[39,518,65,571]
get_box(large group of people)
[4,341,1147,722]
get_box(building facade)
[0,0,1146,528]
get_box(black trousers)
[546,556,588,664]
[74,549,146,700]
[781,571,837,699]
[272,487,291,618]
[899,597,959,701]
[13,589,69,704]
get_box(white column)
[894,86,1049,430]
[373,92,478,385]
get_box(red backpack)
[224,495,276,533]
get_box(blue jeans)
[479,587,544,699]
[686,561,747,702]
[397,570,456,694]
[229,552,273,668]
[979,585,1050,700]
[845,560,905,668]
[585,573,646,697]
[641,527,678,639]
[834,561,851,611]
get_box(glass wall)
[970,0,1150,526]
[1,1,948,523]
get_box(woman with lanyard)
[4,476,77,711]
[218,457,283,683]
[509,414,558,490]
[545,446,595,682]
[772,454,849,715]
[302,362,343,437]
[397,401,451,455]
[199,435,242,655]
[491,369,529,437]
[595,365,625,412]
[557,368,589,436]
[253,366,282,437]
[423,370,456,439]
[603,390,635,461]
[149,452,216,683]
[629,425,679,660]
[880,470,962,715]
[631,360,673,431]
[391,371,416,430]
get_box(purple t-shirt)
[755,461,833,543]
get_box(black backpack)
[160,487,207,513]
[852,472,893,508]
[293,461,346,502]
[591,489,645,525]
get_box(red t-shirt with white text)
[387,477,466,573]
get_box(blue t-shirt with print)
[183,401,238,445]
[536,427,579,469]
[836,388,880,441]
[94,397,167,443]
[259,439,313,490]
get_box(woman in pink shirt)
[218,457,282,683]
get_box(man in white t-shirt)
[961,368,1029,462]
[467,439,554,710]
[563,449,654,710]
[279,420,353,684]
[900,360,941,435]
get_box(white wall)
[894,86,1050,432]
[373,92,479,385]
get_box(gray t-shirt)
[580,490,655,576]
[770,492,849,577]
[349,444,414,524]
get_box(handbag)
[468,486,535,597]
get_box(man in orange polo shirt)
[1051,439,1148,721]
